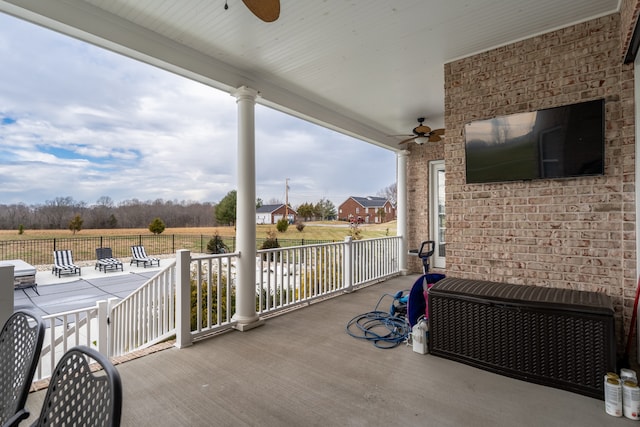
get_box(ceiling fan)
[398,118,445,145]
[224,0,280,22]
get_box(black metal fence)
[0,235,336,266]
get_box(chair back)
[0,311,45,425]
[53,249,74,266]
[131,245,147,259]
[96,247,114,260]
[32,346,122,427]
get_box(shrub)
[296,222,305,232]
[148,217,166,234]
[191,270,235,330]
[69,214,83,234]
[348,223,362,240]
[276,218,289,233]
[206,233,229,254]
[260,229,280,261]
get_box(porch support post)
[175,249,193,348]
[0,265,13,327]
[233,86,263,331]
[106,297,119,357]
[96,299,108,356]
[343,236,353,292]
[397,150,409,275]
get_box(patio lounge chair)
[130,245,160,268]
[30,346,122,427]
[95,247,124,273]
[0,311,45,427]
[52,250,81,278]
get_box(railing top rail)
[41,304,99,320]
[110,260,177,312]
[257,241,344,252]
[192,252,240,261]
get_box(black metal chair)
[31,346,122,427]
[95,247,124,273]
[0,311,45,427]
[130,245,160,268]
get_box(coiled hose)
[345,293,410,349]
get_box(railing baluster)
[34,237,402,384]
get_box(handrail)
[189,253,239,340]
[109,262,177,357]
[35,303,104,381]
[31,236,402,383]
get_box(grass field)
[0,221,397,242]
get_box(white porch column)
[397,150,409,275]
[233,86,263,331]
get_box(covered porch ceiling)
[0,0,621,151]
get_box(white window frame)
[429,160,446,269]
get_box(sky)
[0,13,396,208]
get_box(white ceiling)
[0,0,621,151]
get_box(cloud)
[0,13,396,208]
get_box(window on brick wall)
[430,160,446,269]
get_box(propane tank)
[412,317,429,354]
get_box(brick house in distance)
[338,196,395,224]
[256,204,297,224]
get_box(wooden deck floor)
[23,274,620,426]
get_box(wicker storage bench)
[428,277,616,400]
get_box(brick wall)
[406,142,445,272]
[407,13,637,341]
[338,198,396,223]
[621,0,640,60]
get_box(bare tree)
[377,183,397,206]
[41,197,76,229]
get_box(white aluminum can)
[621,368,637,383]
[623,380,640,420]
[605,377,623,417]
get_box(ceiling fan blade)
[242,0,280,22]
[414,125,431,134]
[428,134,442,142]
[398,136,416,145]
[431,128,445,136]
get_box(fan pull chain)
[224,1,229,10]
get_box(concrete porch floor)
[22,275,624,426]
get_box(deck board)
[22,275,619,426]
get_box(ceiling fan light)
[414,136,429,145]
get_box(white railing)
[32,236,402,382]
[254,236,401,315]
[35,301,109,381]
[109,263,177,357]
[352,236,401,285]
[256,241,344,314]
[189,252,239,340]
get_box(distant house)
[256,204,297,225]
[338,196,395,224]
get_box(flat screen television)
[464,99,605,183]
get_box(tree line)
[0,196,216,230]
[0,182,396,231]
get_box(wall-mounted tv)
[464,99,605,184]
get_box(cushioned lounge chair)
[130,245,160,268]
[52,250,81,277]
[30,346,122,427]
[0,311,45,427]
[95,248,124,273]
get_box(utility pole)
[285,178,289,222]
